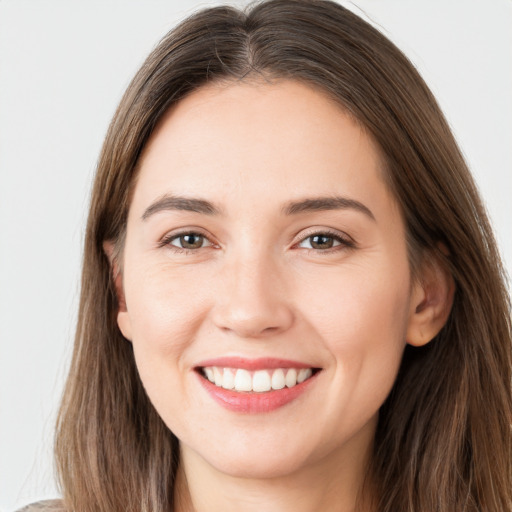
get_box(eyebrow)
[141,194,375,222]
[283,196,375,221]
[141,194,221,220]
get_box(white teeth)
[253,370,272,392]
[297,368,312,383]
[213,367,223,387]
[234,369,252,391]
[202,366,315,392]
[204,367,214,382]
[285,368,297,388]
[221,368,235,389]
[271,369,285,390]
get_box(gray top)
[15,500,65,512]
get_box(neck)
[174,425,376,512]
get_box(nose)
[211,252,294,339]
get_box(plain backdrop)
[1,1,511,510]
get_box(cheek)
[296,259,411,416]
[125,259,209,345]
[297,258,411,344]
[122,261,211,407]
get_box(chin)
[205,450,310,480]
[180,424,327,481]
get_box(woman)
[20,0,511,511]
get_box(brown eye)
[298,233,343,250]
[170,233,209,250]
[310,235,334,249]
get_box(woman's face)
[116,80,422,480]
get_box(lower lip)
[196,371,319,413]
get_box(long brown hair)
[55,1,512,510]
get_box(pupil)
[182,234,202,248]
[311,235,333,249]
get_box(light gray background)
[1,1,511,510]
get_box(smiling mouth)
[198,366,319,393]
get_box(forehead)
[132,79,393,218]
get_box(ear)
[406,254,455,347]
[103,240,132,341]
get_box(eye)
[296,231,353,251]
[167,232,212,250]
[298,234,341,250]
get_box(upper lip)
[195,356,317,371]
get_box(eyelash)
[159,230,214,254]
[159,229,355,254]
[295,229,355,253]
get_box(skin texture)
[109,80,453,512]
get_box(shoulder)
[15,500,66,512]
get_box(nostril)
[212,303,294,339]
